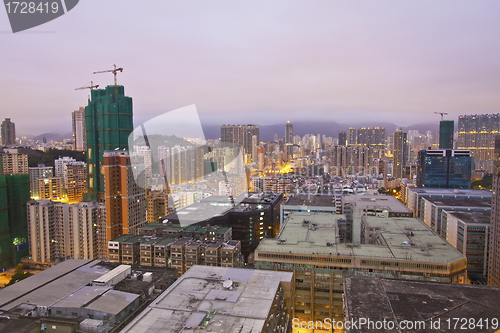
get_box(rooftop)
[422,196,491,208]
[0,260,110,311]
[284,194,335,207]
[256,212,465,264]
[121,266,293,333]
[50,286,110,309]
[344,276,500,333]
[84,289,139,315]
[343,194,412,213]
[407,188,492,197]
[445,210,491,225]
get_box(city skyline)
[2,1,500,134]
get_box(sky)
[2,1,500,135]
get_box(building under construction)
[85,85,133,201]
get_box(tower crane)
[434,112,448,121]
[93,64,123,100]
[74,81,99,90]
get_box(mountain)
[32,132,73,142]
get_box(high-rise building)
[85,85,133,201]
[29,164,53,199]
[417,149,473,188]
[65,161,87,203]
[348,127,356,145]
[37,177,63,200]
[331,145,371,176]
[251,135,258,163]
[146,191,171,224]
[0,173,30,269]
[1,118,16,146]
[103,151,146,244]
[27,200,106,262]
[54,156,76,187]
[285,121,293,158]
[356,127,386,150]
[439,120,454,149]
[220,124,259,154]
[393,129,408,178]
[0,149,28,175]
[338,131,347,146]
[72,107,86,151]
[488,134,500,286]
[458,114,500,172]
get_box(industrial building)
[121,265,293,333]
[419,196,491,238]
[0,260,177,332]
[405,187,491,217]
[255,212,467,322]
[443,210,491,282]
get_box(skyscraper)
[85,85,133,201]
[72,107,86,151]
[338,131,347,146]
[393,129,408,178]
[1,118,16,146]
[357,127,386,150]
[220,124,259,154]
[488,134,500,286]
[417,149,473,189]
[439,120,454,149]
[458,114,500,172]
[348,127,356,145]
[285,121,293,158]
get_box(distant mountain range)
[23,121,446,143]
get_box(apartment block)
[27,200,106,263]
[1,149,28,175]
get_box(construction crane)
[434,112,448,121]
[74,81,99,90]
[93,64,123,100]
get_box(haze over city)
[2,1,500,135]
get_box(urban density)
[2,2,500,332]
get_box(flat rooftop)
[343,194,412,213]
[422,196,491,208]
[84,289,139,315]
[121,265,293,333]
[163,202,231,226]
[344,276,500,333]
[408,188,492,197]
[446,210,491,225]
[0,260,110,311]
[284,194,335,207]
[256,212,465,264]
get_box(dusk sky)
[2,1,500,135]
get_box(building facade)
[0,149,28,175]
[72,107,86,151]
[457,114,499,172]
[85,85,133,201]
[103,151,147,244]
[1,118,16,146]
[417,149,473,188]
